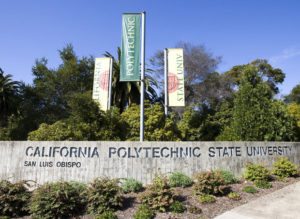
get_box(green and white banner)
[92,57,112,111]
[120,14,141,81]
[167,48,185,106]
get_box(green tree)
[0,68,20,127]
[225,59,285,95]
[31,44,94,124]
[104,48,158,112]
[121,102,180,141]
[285,84,300,104]
[150,42,222,105]
[218,66,297,141]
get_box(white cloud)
[269,47,300,64]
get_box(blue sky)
[0,0,299,96]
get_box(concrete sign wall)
[0,141,299,184]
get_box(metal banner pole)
[140,12,146,142]
[164,48,168,116]
[108,57,113,110]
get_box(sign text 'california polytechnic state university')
[120,14,141,81]
[1,142,300,185]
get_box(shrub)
[272,157,298,178]
[87,178,123,215]
[228,192,241,200]
[95,211,118,219]
[169,201,186,213]
[133,205,155,219]
[243,163,271,182]
[198,194,216,203]
[242,185,258,194]
[254,180,272,189]
[169,172,193,188]
[215,170,238,184]
[188,205,202,214]
[193,171,229,195]
[0,180,31,217]
[139,175,174,212]
[121,178,143,193]
[30,181,87,219]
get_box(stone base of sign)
[0,141,299,184]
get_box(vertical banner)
[167,48,185,106]
[120,14,141,81]
[92,57,112,111]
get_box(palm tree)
[0,68,20,126]
[104,48,158,112]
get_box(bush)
[95,211,118,219]
[87,178,123,215]
[198,194,216,203]
[193,171,229,195]
[168,172,193,188]
[254,180,272,189]
[30,181,87,219]
[243,163,271,182]
[228,192,241,200]
[121,178,143,193]
[133,205,155,219]
[169,201,186,213]
[139,175,174,212]
[272,157,298,178]
[242,185,258,194]
[188,205,202,214]
[0,180,31,217]
[215,170,238,184]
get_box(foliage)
[225,59,285,95]
[133,205,155,219]
[104,48,158,112]
[121,178,143,193]
[193,171,229,195]
[198,194,216,203]
[272,157,298,178]
[150,42,221,105]
[95,211,118,219]
[168,172,193,188]
[219,65,297,141]
[243,163,271,182]
[169,201,186,213]
[87,178,123,215]
[215,170,237,185]
[242,185,258,194]
[0,180,31,217]
[121,102,180,141]
[227,192,241,200]
[285,84,300,104]
[0,68,20,127]
[30,181,87,219]
[254,180,272,189]
[139,175,175,212]
[187,205,202,214]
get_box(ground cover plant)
[87,178,123,215]
[168,172,193,188]
[0,180,31,217]
[139,175,175,212]
[216,169,238,184]
[243,163,271,182]
[30,181,87,219]
[272,157,298,178]
[133,204,155,219]
[0,161,299,218]
[193,171,229,195]
[242,185,258,193]
[121,178,143,193]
